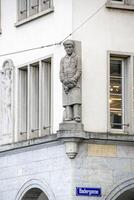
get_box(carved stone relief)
[0,59,14,136]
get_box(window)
[108,54,133,134]
[17,58,51,141]
[108,0,134,4]
[106,0,134,10]
[110,58,124,130]
[16,0,53,26]
[110,0,124,3]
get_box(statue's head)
[2,60,13,79]
[63,40,75,56]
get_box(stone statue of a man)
[2,63,12,126]
[0,59,13,134]
[60,40,82,122]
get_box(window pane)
[110,59,123,129]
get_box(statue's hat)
[63,40,75,47]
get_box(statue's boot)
[73,104,81,122]
[65,106,73,121]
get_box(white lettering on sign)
[79,188,99,195]
[76,187,101,197]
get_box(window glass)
[110,59,123,130]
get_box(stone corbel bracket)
[57,131,88,159]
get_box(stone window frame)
[106,0,134,10]
[17,55,52,141]
[15,0,54,27]
[107,51,134,135]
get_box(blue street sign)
[76,187,101,197]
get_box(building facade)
[0,0,134,199]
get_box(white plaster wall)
[72,0,134,132]
[0,0,73,138]
[1,0,134,138]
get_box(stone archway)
[21,187,49,200]
[15,179,56,200]
[116,188,134,200]
[105,178,134,200]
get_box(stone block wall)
[0,144,72,200]
[71,143,134,200]
[0,138,134,200]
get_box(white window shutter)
[29,65,39,139]
[41,61,51,135]
[29,0,39,16]
[40,0,51,12]
[18,68,28,141]
[18,0,27,21]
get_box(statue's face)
[64,44,74,56]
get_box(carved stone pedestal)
[58,121,84,159]
[59,121,84,132]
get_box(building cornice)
[0,131,134,156]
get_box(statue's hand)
[63,78,77,91]
[64,85,69,94]
[63,80,69,86]
[67,82,75,89]
[68,78,77,88]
